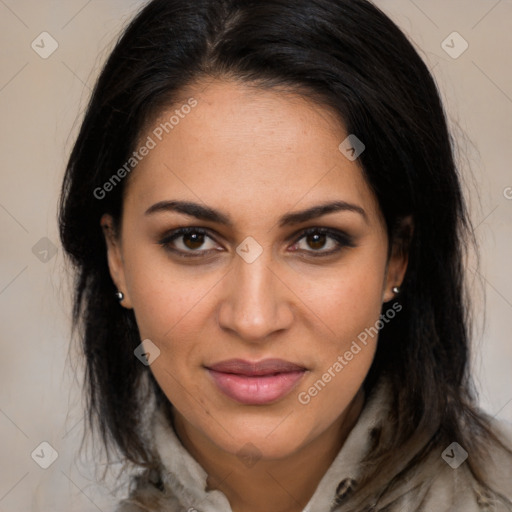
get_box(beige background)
[0,0,511,510]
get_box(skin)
[101,79,410,512]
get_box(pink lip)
[206,359,307,405]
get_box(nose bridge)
[218,246,291,340]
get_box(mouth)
[205,358,307,405]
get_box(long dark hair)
[58,0,511,507]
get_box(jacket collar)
[151,377,392,512]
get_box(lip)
[206,359,307,405]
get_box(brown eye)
[182,232,206,250]
[306,232,327,250]
[290,227,356,258]
[158,227,220,256]
[293,230,338,253]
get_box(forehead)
[123,79,381,226]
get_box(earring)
[115,291,124,301]
[392,286,400,295]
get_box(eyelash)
[158,226,355,259]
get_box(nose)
[217,248,294,343]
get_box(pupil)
[184,232,204,249]
[308,233,326,250]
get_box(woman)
[58,0,512,510]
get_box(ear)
[100,213,133,309]
[383,216,413,303]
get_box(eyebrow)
[144,199,368,227]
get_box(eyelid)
[158,227,221,257]
[287,227,355,257]
[288,226,353,245]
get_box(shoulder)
[370,416,512,512]
[114,468,183,512]
[484,417,512,483]
[423,416,512,511]
[115,493,183,512]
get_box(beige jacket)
[115,379,512,512]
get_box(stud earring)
[392,286,400,295]
[115,291,124,301]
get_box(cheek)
[294,263,385,430]
[333,271,385,337]
[121,243,208,341]
[292,248,387,412]
[302,256,387,347]
[123,253,211,413]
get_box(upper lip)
[206,358,306,376]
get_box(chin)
[204,417,309,461]
[227,435,304,462]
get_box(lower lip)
[207,369,306,405]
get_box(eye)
[158,227,221,257]
[158,226,355,259]
[289,227,355,257]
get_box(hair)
[58,0,512,508]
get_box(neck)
[172,389,365,512]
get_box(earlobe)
[383,216,414,303]
[100,214,133,309]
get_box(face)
[102,79,408,461]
